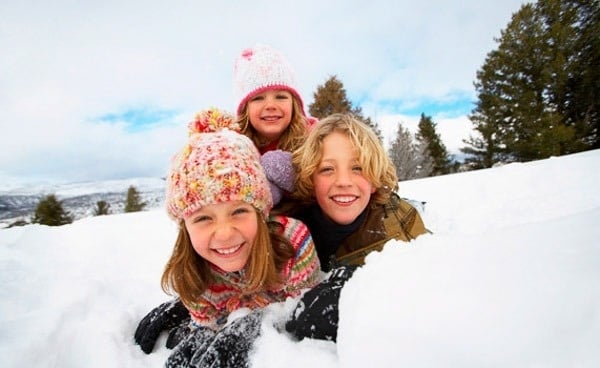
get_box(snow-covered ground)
[1,150,599,367]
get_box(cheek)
[358,178,376,195]
[282,101,293,114]
[312,177,330,200]
[242,222,259,243]
[247,104,261,119]
[186,227,209,253]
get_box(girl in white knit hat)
[233,44,316,155]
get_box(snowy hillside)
[0,177,165,226]
[1,150,599,367]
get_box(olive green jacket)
[335,193,429,266]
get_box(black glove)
[165,317,193,349]
[134,298,191,354]
[285,264,358,342]
[165,310,264,368]
[165,325,217,368]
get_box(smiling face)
[183,200,258,272]
[246,89,293,144]
[312,131,376,225]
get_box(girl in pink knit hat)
[148,108,320,367]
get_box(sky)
[0,0,526,185]
[1,149,598,368]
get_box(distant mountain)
[0,177,166,227]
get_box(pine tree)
[309,75,353,119]
[415,113,453,176]
[31,194,73,226]
[464,0,599,166]
[94,200,110,216]
[124,185,146,213]
[388,123,422,180]
[309,75,383,141]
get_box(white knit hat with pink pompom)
[233,44,306,116]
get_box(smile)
[332,195,357,204]
[213,243,243,255]
[261,116,281,121]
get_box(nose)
[213,221,233,241]
[264,95,276,109]
[334,168,353,187]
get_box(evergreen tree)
[465,0,599,166]
[31,194,73,226]
[388,123,422,180]
[309,75,353,119]
[309,75,383,141]
[124,185,146,213]
[565,0,600,148]
[94,200,111,216]
[415,113,453,176]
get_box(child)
[285,113,429,341]
[233,44,315,154]
[149,108,321,366]
[291,112,428,271]
[233,44,317,209]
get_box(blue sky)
[0,0,525,185]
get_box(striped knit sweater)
[186,215,321,330]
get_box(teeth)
[333,196,356,203]
[215,244,241,255]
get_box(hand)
[165,310,263,368]
[165,326,217,368]
[285,265,358,342]
[134,298,191,354]
[260,150,295,205]
[195,310,263,368]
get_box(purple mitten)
[268,182,283,206]
[260,150,295,205]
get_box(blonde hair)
[292,113,398,206]
[161,211,295,307]
[236,96,309,152]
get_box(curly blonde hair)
[292,113,398,206]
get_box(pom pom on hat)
[166,108,273,221]
[188,107,240,135]
[233,44,305,116]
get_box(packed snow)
[1,150,599,367]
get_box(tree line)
[311,0,599,174]
[10,185,147,227]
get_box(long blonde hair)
[161,211,295,307]
[236,96,309,153]
[292,113,398,206]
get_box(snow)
[1,149,599,368]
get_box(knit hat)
[166,108,273,220]
[233,44,305,116]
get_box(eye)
[250,95,265,102]
[276,93,290,100]
[352,165,363,172]
[193,215,211,223]
[317,166,334,174]
[232,206,251,216]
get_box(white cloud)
[0,0,524,183]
